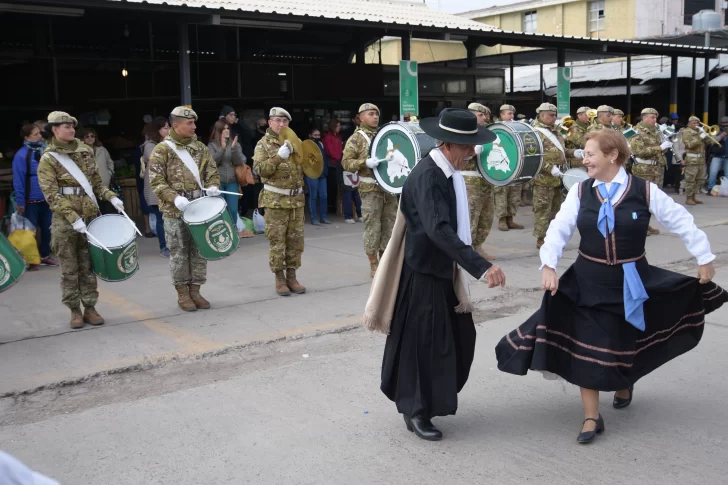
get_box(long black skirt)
[496,257,727,392]
[381,263,476,418]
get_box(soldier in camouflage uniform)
[37,111,124,329]
[629,107,671,235]
[531,103,578,248]
[149,107,221,311]
[494,104,525,231]
[565,106,591,169]
[252,107,307,296]
[612,109,626,130]
[682,115,714,205]
[342,103,397,277]
[586,105,614,134]
[465,103,496,260]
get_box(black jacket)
[400,156,492,280]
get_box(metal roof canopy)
[428,49,623,68]
[637,29,728,50]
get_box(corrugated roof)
[543,85,657,97]
[709,73,728,87]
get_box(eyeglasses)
[270,118,289,124]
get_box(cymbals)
[279,126,303,164]
[301,140,324,179]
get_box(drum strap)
[356,130,371,146]
[460,171,481,177]
[47,152,98,209]
[164,140,203,191]
[358,177,377,184]
[532,127,566,159]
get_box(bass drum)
[476,121,544,186]
[370,121,437,194]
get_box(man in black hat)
[374,108,506,442]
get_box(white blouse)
[540,166,715,270]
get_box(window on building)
[589,1,605,36]
[523,11,537,33]
[684,0,716,25]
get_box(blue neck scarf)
[597,180,649,331]
[23,139,45,160]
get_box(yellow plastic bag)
[8,213,40,265]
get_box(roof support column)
[509,53,514,95]
[556,47,565,67]
[626,55,632,125]
[178,22,192,107]
[540,64,544,103]
[356,40,366,65]
[669,55,678,116]
[704,32,711,124]
[401,34,410,61]
[465,41,477,68]
[690,57,697,116]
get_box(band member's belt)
[358,177,377,184]
[59,187,85,195]
[685,153,703,159]
[179,189,203,200]
[263,184,303,196]
[460,171,481,177]
[634,158,657,166]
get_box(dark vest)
[577,175,650,265]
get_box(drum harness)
[48,152,99,210]
[164,140,220,200]
[356,130,378,185]
[532,126,567,172]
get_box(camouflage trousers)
[264,207,305,272]
[494,185,521,219]
[51,215,98,310]
[631,163,660,185]
[465,178,494,247]
[532,185,563,240]
[520,181,532,201]
[361,190,397,257]
[684,163,706,197]
[164,217,207,286]
[656,163,666,188]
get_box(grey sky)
[425,0,525,14]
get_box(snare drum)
[0,232,26,293]
[87,214,139,282]
[477,121,544,186]
[183,196,239,260]
[370,121,437,194]
[561,167,590,196]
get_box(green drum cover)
[0,232,26,293]
[480,128,520,182]
[87,215,139,282]
[183,197,240,261]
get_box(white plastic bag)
[719,177,728,197]
[10,212,36,233]
[236,214,244,232]
[149,212,157,235]
[253,209,265,234]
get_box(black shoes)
[577,415,605,444]
[404,415,443,441]
[613,388,633,409]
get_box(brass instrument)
[559,115,574,135]
[699,122,721,136]
[300,140,325,178]
[586,109,598,123]
[278,126,303,165]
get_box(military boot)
[188,284,211,309]
[647,226,661,235]
[507,217,524,230]
[83,307,105,326]
[368,255,379,278]
[694,195,704,204]
[476,246,496,261]
[275,271,291,296]
[686,196,696,206]
[175,284,197,311]
[498,218,509,231]
[536,239,545,249]
[70,308,84,329]
[286,269,306,294]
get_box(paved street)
[2,193,728,484]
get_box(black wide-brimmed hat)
[420,108,496,145]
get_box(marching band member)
[682,116,719,205]
[465,103,496,260]
[612,109,626,130]
[586,105,614,133]
[565,106,590,169]
[494,104,525,231]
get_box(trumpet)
[559,115,574,135]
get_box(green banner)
[399,60,419,118]
[557,67,571,118]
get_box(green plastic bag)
[240,217,255,233]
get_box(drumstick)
[86,232,113,255]
[119,209,143,237]
[204,187,240,196]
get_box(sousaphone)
[278,126,303,165]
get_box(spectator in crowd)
[208,120,246,223]
[305,128,330,225]
[322,119,344,212]
[708,116,728,193]
[80,127,117,215]
[253,118,267,145]
[140,117,170,257]
[342,113,360,142]
[12,123,58,268]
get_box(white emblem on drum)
[386,139,412,182]
[487,136,512,174]
[117,244,139,274]
[205,220,234,253]
[0,254,10,286]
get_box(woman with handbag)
[208,120,246,223]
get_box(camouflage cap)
[535,103,557,113]
[641,108,659,116]
[688,115,701,122]
[596,105,614,114]
[47,111,78,126]
[170,106,198,120]
[613,109,625,116]
[499,104,515,113]
[467,102,490,114]
[576,106,591,114]
[269,107,291,121]
[358,103,380,115]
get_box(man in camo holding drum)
[37,111,125,328]
[149,107,221,312]
[252,107,307,296]
[565,106,591,169]
[494,104,526,232]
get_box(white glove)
[700,132,708,139]
[366,158,380,169]
[699,127,706,134]
[660,141,673,150]
[474,145,483,155]
[174,196,191,211]
[277,142,291,159]
[550,165,563,177]
[573,149,584,159]
[72,218,87,233]
[110,196,124,213]
[206,186,221,196]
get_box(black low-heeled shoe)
[577,415,605,444]
[403,415,443,441]
[613,388,633,409]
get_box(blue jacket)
[13,146,45,207]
